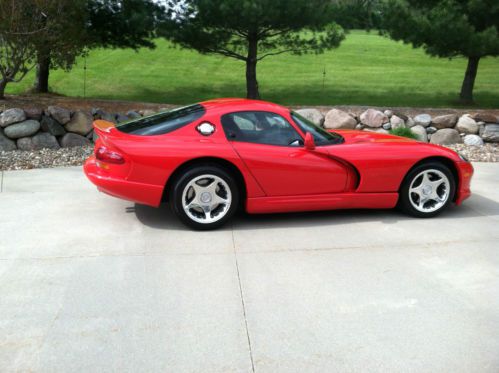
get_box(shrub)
[389,127,418,140]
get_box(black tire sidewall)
[170,165,240,230]
[398,162,456,218]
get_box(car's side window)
[221,111,303,147]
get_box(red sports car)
[84,99,473,230]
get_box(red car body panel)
[84,98,473,213]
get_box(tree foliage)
[381,0,499,103]
[159,0,344,99]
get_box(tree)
[33,0,163,94]
[0,0,47,99]
[159,0,344,99]
[381,0,499,103]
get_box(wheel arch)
[401,156,459,201]
[162,157,247,204]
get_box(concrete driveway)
[1,163,498,372]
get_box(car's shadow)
[131,193,499,232]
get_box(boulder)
[390,115,405,129]
[384,109,393,118]
[430,128,462,145]
[16,137,35,151]
[65,110,93,135]
[393,112,408,121]
[126,110,141,119]
[456,115,478,134]
[24,107,43,120]
[406,117,416,127]
[414,114,432,127]
[364,128,389,134]
[101,112,117,123]
[355,124,363,130]
[296,108,325,127]
[116,114,129,123]
[382,123,392,130]
[432,114,458,129]
[410,125,428,142]
[360,109,388,128]
[471,112,498,123]
[0,108,26,128]
[4,120,40,139]
[426,126,437,134]
[481,124,499,143]
[463,134,484,146]
[32,132,60,150]
[41,115,66,136]
[0,129,17,151]
[47,106,71,125]
[59,133,91,148]
[324,109,356,129]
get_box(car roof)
[199,98,289,116]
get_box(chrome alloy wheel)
[181,174,232,224]
[409,169,450,213]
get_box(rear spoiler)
[93,119,116,135]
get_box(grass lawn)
[6,30,499,108]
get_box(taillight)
[96,146,125,164]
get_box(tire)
[398,162,456,218]
[170,164,239,230]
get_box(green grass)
[6,30,499,108]
[389,127,419,139]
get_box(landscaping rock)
[126,110,141,119]
[406,117,416,127]
[382,123,392,130]
[65,110,93,135]
[4,120,40,139]
[0,129,17,151]
[41,116,66,136]
[472,112,498,123]
[463,134,484,146]
[390,115,405,129]
[481,124,499,143]
[47,106,71,125]
[101,112,117,123]
[32,132,60,150]
[410,125,428,142]
[432,114,458,129]
[0,108,26,128]
[430,128,462,145]
[324,109,355,129]
[360,109,387,128]
[426,126,437,134]
[141,109,156,117]
[24,107,43,120]
[59,133,91,148]
[116,114,129,123]
[414,114,432,127]
[384,109,393,118]
[16,137,34,151]
[355,124,363,130]
[364,128,389,134]
[296,108,325,126]
[456,115,478,134]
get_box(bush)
[389,127,418,140]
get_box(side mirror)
[304,132,315,150]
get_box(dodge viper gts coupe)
[84,99,473,230]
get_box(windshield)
[117,104,205,136]
[291,111,343,145]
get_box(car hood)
[331,129,416,144]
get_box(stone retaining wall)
[1,105,498,151]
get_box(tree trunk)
[459,56,480,104]
[246,37,260,99]
[0,79,7,100]
[34,52,51,93]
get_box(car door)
[220,110,348,197]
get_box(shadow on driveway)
[131,193,499,231]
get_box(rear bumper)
[455,161,474,205]
[83,156,163,207]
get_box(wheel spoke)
[408,168,450,213]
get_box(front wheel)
[170,165,239,230]
[398,162,456,218]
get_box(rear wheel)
[398,162,455,218]
[170,165,239,230]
